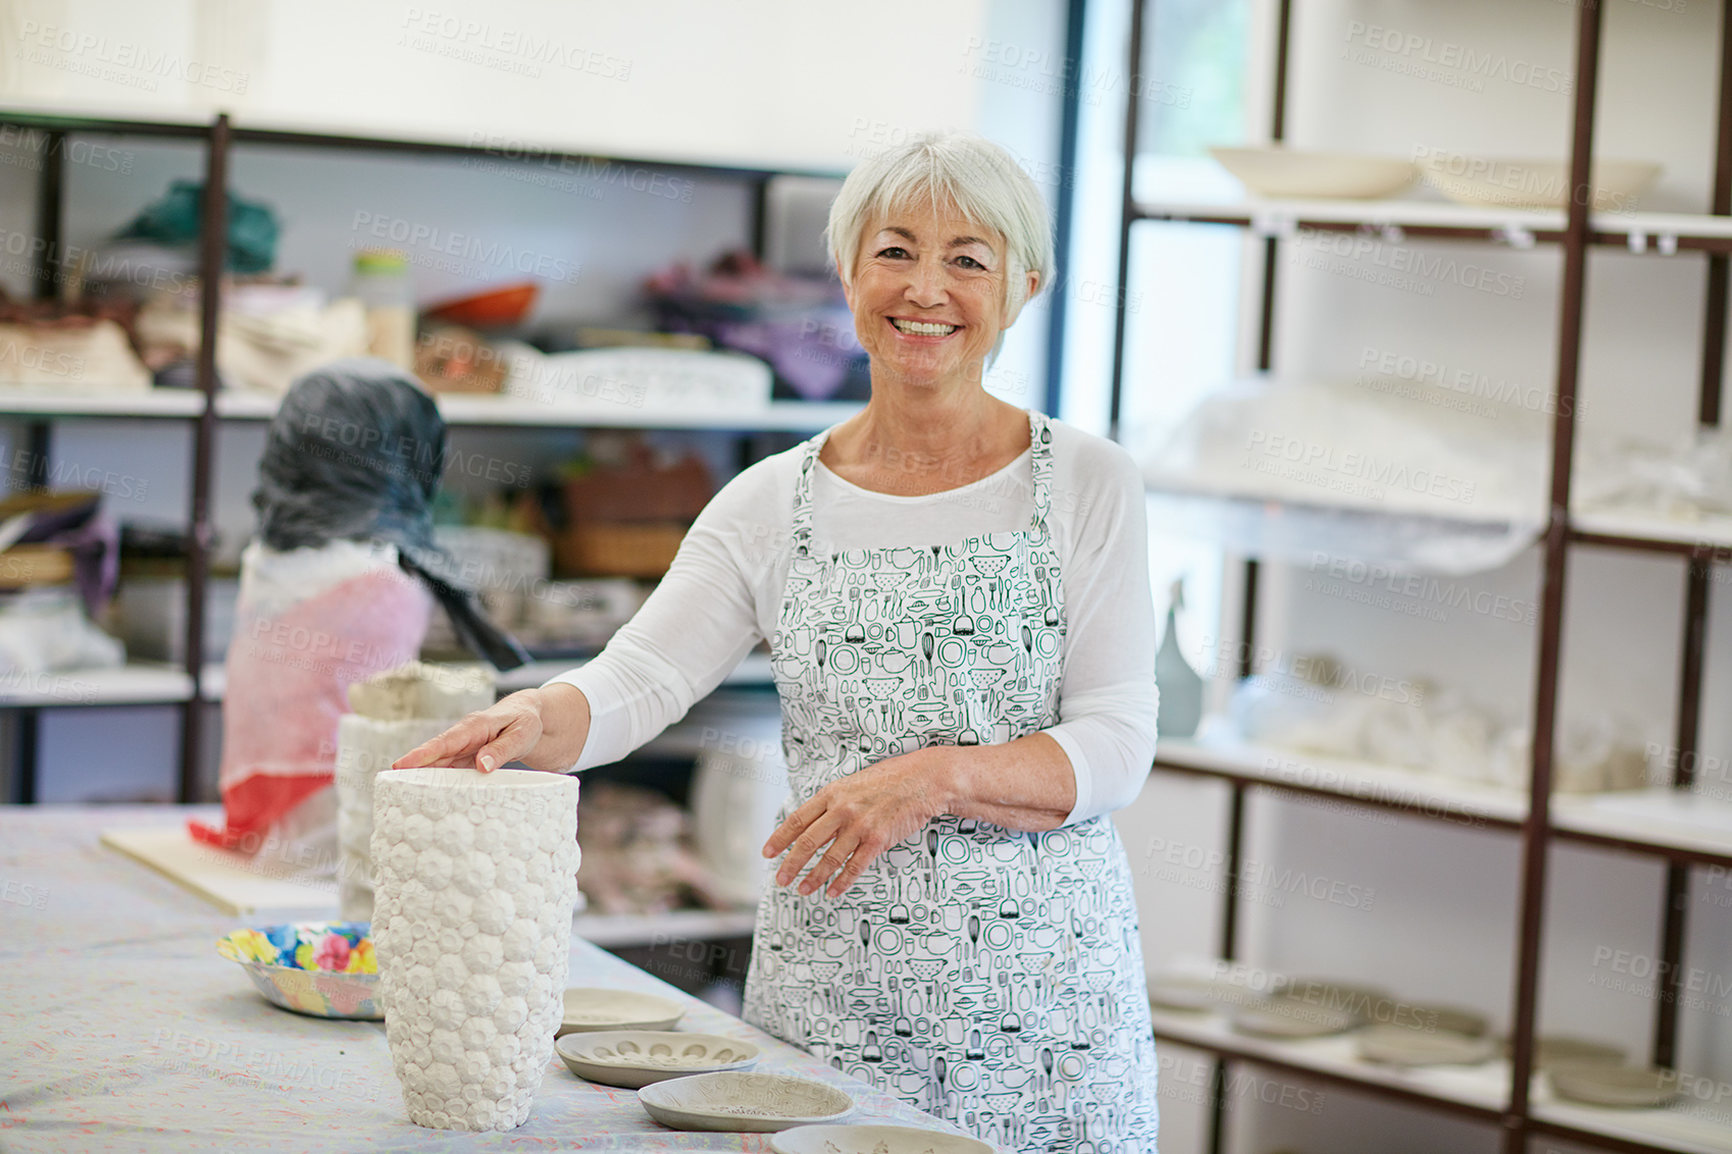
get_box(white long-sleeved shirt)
[547,417,1158,825]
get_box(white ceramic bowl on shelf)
[1416,153,1660,211]
[1209,146,1419,199]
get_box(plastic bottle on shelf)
[349,249,415,369]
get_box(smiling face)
[841,198,1038,394]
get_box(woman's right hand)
[393,683,592,774]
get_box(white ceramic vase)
[334,715,452,921]
[336,661,495,921]
[372,767,581,1131]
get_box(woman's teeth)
[892,319,958,336]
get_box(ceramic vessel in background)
[689,710,790,905]
[372,767,581,1131]
[335,715,450,921]
[336,661,495,921]
[1208,146,1419,199]
[1154,602,1203,740]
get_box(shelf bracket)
[1250,211,1297,240]
[1495,224,1536,251]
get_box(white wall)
[2,0,988,171]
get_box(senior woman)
[400,131,1161,1152]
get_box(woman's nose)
[903,259,948,307]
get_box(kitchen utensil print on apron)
[745,411,1160,1153]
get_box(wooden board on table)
[99,825,338,919]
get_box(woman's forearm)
[939,731,1075,832]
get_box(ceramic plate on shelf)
[1229,996,1356,1039]
[1270,979,1391,1027]
[1147,972,1279,1013]
[1550,1064,1682,1108]
[638,1071,854,1132]
[1208,146,1418,199]
[1403,1004,1489,1038]
[1523,1036,1627,1069]
[555,1030,759,1088]
[1354,1025,1498,1068]
[771,1123,996,1154]
[558,988,686,1036]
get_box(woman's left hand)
[763,747,955,898]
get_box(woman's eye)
[877,246,910,259]
[954,255,988,271]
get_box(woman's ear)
[1003,268,1042,328]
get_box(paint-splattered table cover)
[0,805,979,1152]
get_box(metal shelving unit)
[0,106,850,806]
[1114,2,1732,1152]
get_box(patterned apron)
[743,411,1161,1153]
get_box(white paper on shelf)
[1573,425,1732,524]
[1140,377,1548,575]
[499,344,772,416]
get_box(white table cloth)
[0,804,976,1152]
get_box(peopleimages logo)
[1342,21,1573,94]
[1356,346,1577,419]
[1291,228,1526,300]
[349,212,581,284]
[16,22,250,93]
[1242,429,1478,506]
[398,9,631,80]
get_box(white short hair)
[826,131,1053,325]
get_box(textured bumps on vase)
[372,767,581,1132]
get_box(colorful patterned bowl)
[215,921,382,1020]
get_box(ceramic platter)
[558,988,686,1036]
[638,1072,855,1132]
[1230,996,1356,1039]
[1354,1025,1498,1068]
[555,1030,760,1088]
[1523,1036,1628,1069]
[1406,1004,1489,1038]
[1550,1064,1682,1108]
[1279,979,1392,1024]
[1147,973,1278,1013]
[771,1123,997,1154]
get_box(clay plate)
[1551,1065,1682,1109]
[1355,1025,1498,1068]
[638,1072,854,1132]
[559,987,686,1036]
[1147,972,1279,1013]
[556,1030,759,1088]
[1230,996,1356,1039]
[771,1123,996,1154]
